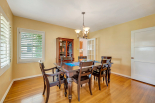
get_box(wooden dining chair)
[61,56,73,62]
[94,56,112,81]
[39,61,67,103]
[101,56,112,82]
[92,59,109,90]
[78,56,87,62]
[60,56,73,80]
[72,61,95,101]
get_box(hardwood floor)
[4,74,155,103]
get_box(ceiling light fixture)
[75,12,90,39]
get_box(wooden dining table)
[54,59,112,103]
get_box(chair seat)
[93,71,106,77]
[97,65,108,69]
[72,74,89,82]
[47,75,65,84]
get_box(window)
[0,7,11,76]
[17,28,45,63]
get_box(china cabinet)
[56,37,74,62]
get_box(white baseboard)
[13,74,42,81]
[0,74,42,103]
[111,72,131,78]
[0,80,14,103]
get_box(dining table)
[54,59,113,103]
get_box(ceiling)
[7,0,155,32]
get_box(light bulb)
[75,29,81,33]
[83,27,90,32]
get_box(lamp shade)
[75,29,81,33]
[83,27,90,32]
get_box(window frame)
[17,28,45,64]
[0,6,11,76]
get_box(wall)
[89,14,155,76]
[13,16,79,79]
[0,0,13,101]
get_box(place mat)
[65,62,79,67]
[65,61,100,67]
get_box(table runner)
[65,61,100,67]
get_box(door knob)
[131,57,134,59]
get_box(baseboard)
[13,74,42,81]
[0,80,14,103]
[111,72,131,78]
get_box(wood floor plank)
[4,74,155,103]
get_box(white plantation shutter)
[17,28,45,63]
[0,7,11,76]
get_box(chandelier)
[75,12,90,39]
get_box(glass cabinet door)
[67,41,73,57]
[59,41,66,57]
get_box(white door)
[131,27,155,85]
[87,38,96,60]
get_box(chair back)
[78,56,87,62]
[101,56,112,63]
[39,61,50,85]
[61,56,73,62]
[39,61,45,76]
[100,59,110,76]
[78,61,95,82]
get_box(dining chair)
[94,56,112,81]
[78,56,87,62]
[61,56,73,62]
[101,56,112,82]
[72,61,95,101]
[92,59,109,90]
[60,56,73,80]
[39,61,67,103]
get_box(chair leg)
[77,84,80,101]
[64,80,67,97]
[105,75,108,87]
[43,81,46,95]
[89,79,92,95]
[103,77,104,81]
[59,84,61,89]
[45,86,50,103]
[98,77,101,90]
[81,84,82,87]
[94,76,95,80]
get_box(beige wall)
[0,0,13,101]
[89,14,155,76]
[13,16,79,79]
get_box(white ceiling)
[7,0,155,32]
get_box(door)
[131,27,155,85]
[79,38,87,56]
[87,38,96,60]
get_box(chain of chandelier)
[75,12,90,39]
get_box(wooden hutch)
[56,37,74,62]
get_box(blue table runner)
[65,61,100,67]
